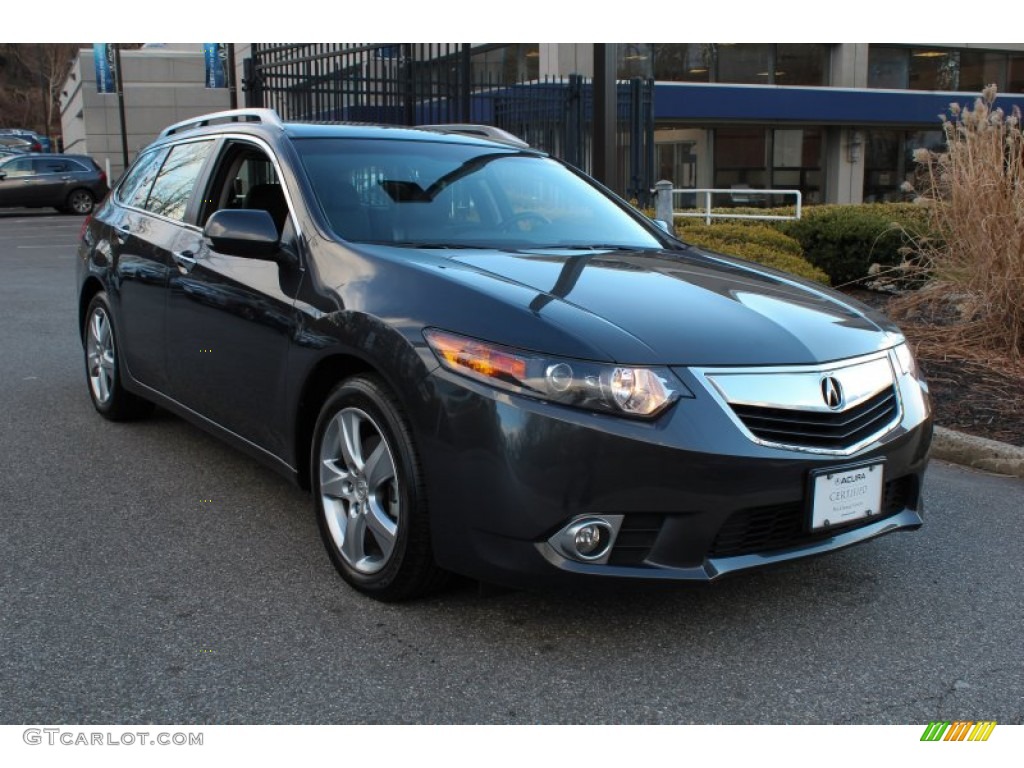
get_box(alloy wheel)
[86,306,115,405]
[69,190,94,215]
[319,407,401,575]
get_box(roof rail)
[159,108,284,138]
[417,124,529,149]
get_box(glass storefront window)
[653,44,713,82]
[864,130,902,202]
[775,45,827,86]
[870,45,1023,91]
[470,44,539,84]
[868,47,908,89]
[618,44,653,79]
[1009,55,1024,93]
[863,129,945,202]
[909,49,959,90]
[959,50,1007,91]
[717,44,772,85]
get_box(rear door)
[108,140,216,392]
[30,157,76,207]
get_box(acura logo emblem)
[821,375,844,409]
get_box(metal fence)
[242,44,655,203]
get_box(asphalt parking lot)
[1,208,1022,725]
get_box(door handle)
[115,224,131,243]
[173,250,198,269]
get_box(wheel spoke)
[90,310,104,346]
[319,459,352,500]
[341,509,368,566]
[365,498,397,561]
[338,410,365,473]
[363,440,395,489]
[97,368,110,401]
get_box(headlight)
[423,328,684,418]
[892,342,918,377]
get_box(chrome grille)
[695,351,904,454]
[731,385,900,451]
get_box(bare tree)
[0,43,81,138]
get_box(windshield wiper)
[527,244,645,252]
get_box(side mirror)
[0,171,7,180]
[651,218,672,234]
[204,209,280,259]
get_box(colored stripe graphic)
[920,720,996,741]
[944,721,972,741]
[968,722,997,742]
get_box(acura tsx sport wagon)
[76,109,933,601]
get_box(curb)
[930,426,1024,478]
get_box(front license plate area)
[809,461,884,531]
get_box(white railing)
[653,182,802,227]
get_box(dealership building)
[64,43,1024,203]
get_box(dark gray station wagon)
[0,153,108,214]
[76,109,933,601]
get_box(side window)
[117,149,165,208]
[32,159,69,174]
[2,158,34,178]
[144,140,215,222]
[201,143,288,235]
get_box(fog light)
[574,524,604,555]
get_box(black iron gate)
[243,44,654,203]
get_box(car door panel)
[166,226,299,457]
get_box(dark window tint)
[145,140,214,222]
[717,44,772,85]
[959,50,1007,91]
[775,45,827,86]
[31,159,71,174]
[117,149,166,208]
[1009,55,1024,93]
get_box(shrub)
[780,203,933,286]
[901,86,1024,360]
[677,221,829,284]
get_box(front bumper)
[416,360,932,588]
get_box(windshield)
[295,138,663,250]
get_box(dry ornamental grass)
[895,86,1024,364]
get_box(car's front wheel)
[312,375,446,601]
[83,293,153,420]
[66,189,95,215]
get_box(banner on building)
[93,44,117,94]
[204,44,228,88]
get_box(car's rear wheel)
[312,375,446,601]
[83,293,154,420]
[66,189,95,215]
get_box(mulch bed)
[842,289,1024,448]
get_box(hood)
[444,247,902,366]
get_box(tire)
[312,375,446,601]
[83,292,154,421]
[66,189,95,215]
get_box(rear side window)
[117,149,165,208]
[144,140,215,222]
[31,159,70,174]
